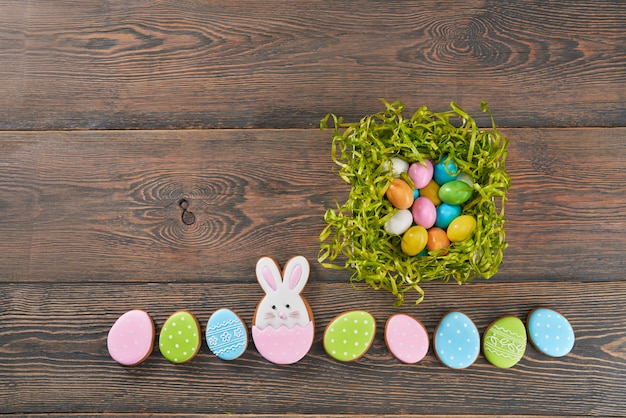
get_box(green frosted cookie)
[483,315,527,368]
[323,310,376,362]
[159,311,201,364]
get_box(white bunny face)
[254,256,312,330]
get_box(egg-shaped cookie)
[433,311,480,369]
[159,310,202,364]
[324,310,376,362]
[527,308,575,357]
[385,314,429,364]
[206,308,248,361]
[483,316,527,368]
[107,309,155,366]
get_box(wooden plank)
[1,281,624,415]
[1,128,625,285]
[1,1,626,129]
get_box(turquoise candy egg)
[435,203,461,229]
[413,188,419,200]
[438,181,473,205]
[434,157,460,185]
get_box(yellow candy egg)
[401,226,428,256]
[385,178,414,210]
[418,179,441,206]
[447,215,477,242]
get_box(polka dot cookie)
[527,308,575,357]
[483,316,527,368]
[433,311,480,369]
[384,314,429,364]
[159,311,201,364]
[206,309,248,361]
[323,310,376,362]
[107,309,155,366]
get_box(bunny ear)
[281,255,310,294]
[255,257,283,294]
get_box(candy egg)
[408,160,434,189]
[324,310,376,362]
[434,311,480,369]
[447,215,477,242]
[206,308,248,361]
[438,180,473,205]
[385,314,429,364]
[427,227,450,254]
[412,197,437,229]
[107,309,155,366]
[527,308,575,357]
[418,179,441,206]
[385,178,414,210]
[385,157,409,177]
[401,226,428,256]
[159,311,202,364]
[457,172,474,187]
[434,156,460,185]
[384,209,413,235]
[483,316,527,368]
[435,203,461,229]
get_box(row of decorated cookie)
[107,255,574,368]
[108,306,574,369]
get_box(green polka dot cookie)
[159,310,201,364]
[323,310,376,362]
[482,315,527,368]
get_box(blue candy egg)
[434,311,480,369]
[435,203,461,229]
[206,308,248,360]
[413,188,420,200]
[434,157,460,185]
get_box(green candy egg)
[483,316,527,368]
[438,180,473,205]
[324,311,376,362]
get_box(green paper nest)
[318,100,511,306]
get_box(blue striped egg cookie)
[206,308,248,360]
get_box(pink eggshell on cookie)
[107,309,155,366]
[385,314,429,364]
[252,322,314,365]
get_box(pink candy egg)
[412,197,437,229]
[408,160,434,189]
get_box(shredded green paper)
[318,100,511,306]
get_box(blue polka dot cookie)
[527,308,575,357]
[206,308,248,361]
[433,311,480,369]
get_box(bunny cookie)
[251,256,315,364]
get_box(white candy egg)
[384,209,413,235]
[385,157,409,178]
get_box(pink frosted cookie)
[385,313,429,364]
[252,256,314,364]
[107,309,155,366]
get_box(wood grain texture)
[1,128,624,285]
[1,0,625,129]
[1,281,625,415]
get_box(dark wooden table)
[1,1,625,416]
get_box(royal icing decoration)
[107,309,155,366]
[527,308,575,357]
[252,256,314,364]
[159,311,201,364]
[384,313,429,364]
[434,311,480,369]
[206,309,248,361]
[323,310,376,362]
[483,316,527,368]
